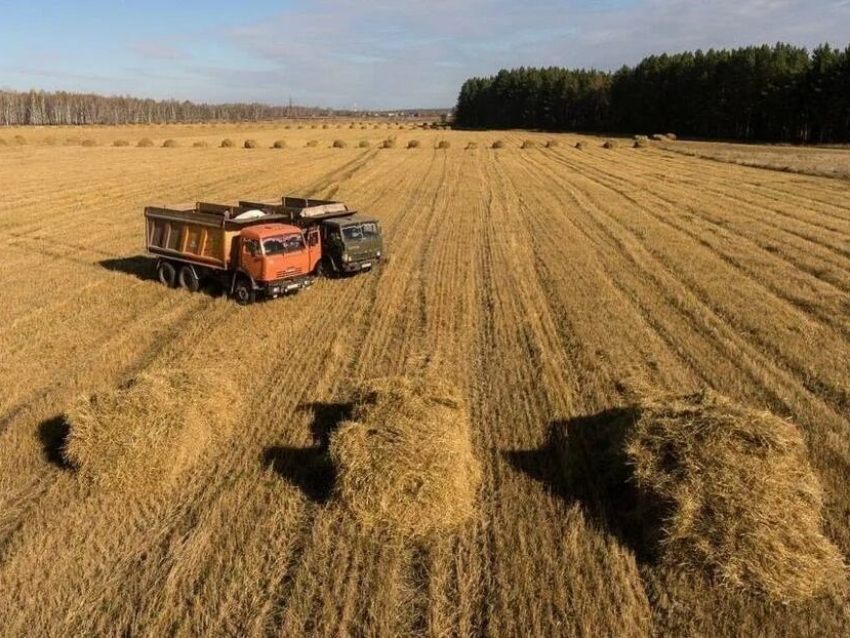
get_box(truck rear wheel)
[178,265,201,292]
[156,261,177,288]
[233,277,255,305]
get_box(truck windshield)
[263,233,304,255]
[342,222,378,241]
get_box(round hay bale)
[407,139,421,149]
[330,377,482,539]
[65,369,241,490]
[436,140,451,149]
[491,140,505,149]
[0,138,7,146]
[272,139,286,149]
[113,139,130,147]
[332,139,347,148]
[137,138,155,148]
[665,132,677,141]
[575,141,587,150]
[162,139,179,148]
[220,138,235,148]
[81,139,98,147]
[625,390,846,601]
[465,142,478,150]
[650,134,666,142]
[244,139,258,149]
[192,140,209,148]
[521,139,536,149]
[43,136,59,146]
[13,134,26,145]
[602,139,619,150]
[379,138,396,149]
[545,140,559,148]
[305,139,319,148]
[358,139,370,148]
[633,135,650,149]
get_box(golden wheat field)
[1,122,850,637]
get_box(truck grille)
[277,268,302,278]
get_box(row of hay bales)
[61,369,846,602]
[1,136,668,150]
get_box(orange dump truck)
[144,202,321,304]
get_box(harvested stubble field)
[1,122,849,637]
[659,138,850,180]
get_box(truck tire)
[178,265,201,292]
[313,260,325,277]
[156,261,177,288]
[233,277,256,305]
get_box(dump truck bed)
[144,202,295,270]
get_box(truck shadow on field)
[261,402,354,504]
[37,415,75,471]
[503,408,667,563]
[99,256,158,282]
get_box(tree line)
[454,42,850,144]
[0,90,334,126]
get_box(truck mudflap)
[263,275,314,297]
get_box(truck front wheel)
[178,265,201,292]
[233,277,256,305]
[156,261,177,288]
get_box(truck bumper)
[263,275,314,297]
[342,257,380,273]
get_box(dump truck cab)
[234,223,320,301]
[320,214,383,274]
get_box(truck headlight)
[343,254,351,263]
[376,250,382,258]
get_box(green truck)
[239,197,384,276]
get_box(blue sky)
[0,1,848,109]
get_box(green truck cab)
[239,197,384,276]
[320,214,383,275]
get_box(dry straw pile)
[65,369,240,490]
[330,377,482,539]
[626,390,846,601]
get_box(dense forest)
[0,90,334,126]
[454,42,850,143]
